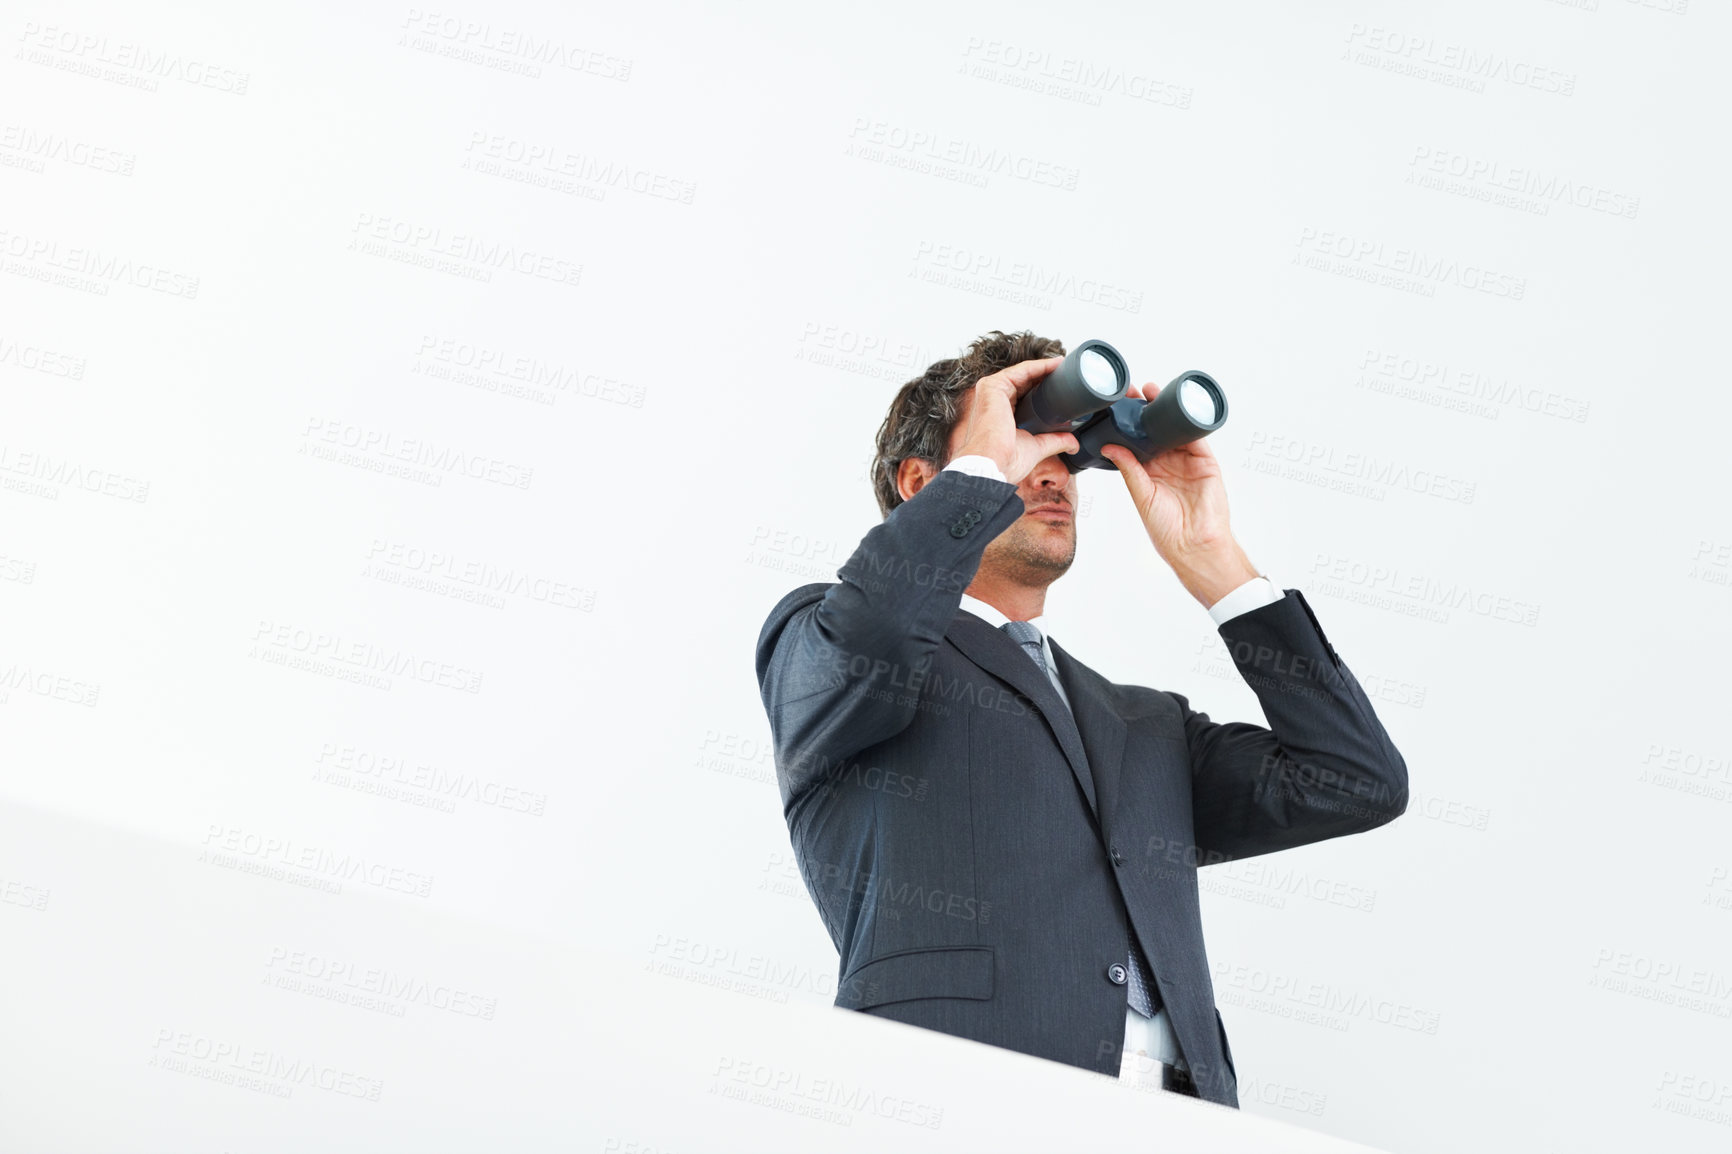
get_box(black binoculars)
[1015,339,1227,472]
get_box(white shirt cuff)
[1208,575,1283,625]
[942,455,1007,483]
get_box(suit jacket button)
[1110,847,1125,866]
[1107,963,1128,985]
[949,524,968,538]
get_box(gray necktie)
[1000,620,1159,1018]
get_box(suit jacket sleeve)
[1181,587,1410,862]
[754,470,1025,814]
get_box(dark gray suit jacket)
[753,469,1409,1107]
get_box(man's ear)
[896,457,940,504]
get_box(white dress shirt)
[941,454,1281,1073]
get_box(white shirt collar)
[958,593,1051,648]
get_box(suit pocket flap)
[838,945,994,1010]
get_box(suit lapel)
[947,612,1099,820]
[1048,638,1128,832]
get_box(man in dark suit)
[754,330,1409,1106]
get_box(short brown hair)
[870,329,1065,516]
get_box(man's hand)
[950,356,1080,483]
[1100,381,1259,608]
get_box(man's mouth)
[1028,502,1072,520]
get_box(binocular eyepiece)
[1014,339,1227,472]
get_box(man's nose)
[1026,453,1070,489]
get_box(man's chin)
[1028,521,1076,555]
[1010,541,1076,581]
[980,521,1076,584]
[1011,526,1066,557]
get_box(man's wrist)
[1172,542,1260,608]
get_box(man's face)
[945,396,1079,588]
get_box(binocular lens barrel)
[1013,340,1129,433]
[1139,371,1227,451]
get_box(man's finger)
[1163,436,1216,463]
[982,355,1065,401]
[1101,445,1156,506]
[1030,431,1080,461]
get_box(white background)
[2,1,1729,1151]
